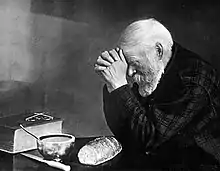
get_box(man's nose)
[127,67,136,77]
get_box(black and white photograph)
[0,0,220,170]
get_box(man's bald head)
[118,18,173,62]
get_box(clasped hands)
[94,48,128,92]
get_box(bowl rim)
[38,133,75,144]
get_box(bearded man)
[94,18,220,169]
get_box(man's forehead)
[122,49,143,64]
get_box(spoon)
[20,124,39,140]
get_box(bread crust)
[78,136,122,165]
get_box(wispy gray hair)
[118,18,173,59]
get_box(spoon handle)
[19,124,39,140]
[46,160,71,171]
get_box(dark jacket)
[103,42,220,167]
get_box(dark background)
[0,0,219,137]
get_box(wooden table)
[0,137,214,171]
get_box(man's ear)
[155,42,163,60]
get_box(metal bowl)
[37,133,75,162]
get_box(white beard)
[138,65,164,97]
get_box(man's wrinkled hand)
[94,48,128,92]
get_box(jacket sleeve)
[103,84,156,153]
[102,83,208,153]
[103,81,218,158]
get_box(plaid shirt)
[103,42,220,164]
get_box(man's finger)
[108,49,120,61]
[119,49,127,63]
[94,64,107,71]
[96,56,111,67]
[101,51,115,63]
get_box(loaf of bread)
[77,136,122,165]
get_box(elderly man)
[94,18,220,168]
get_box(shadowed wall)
[0,0,219,137]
